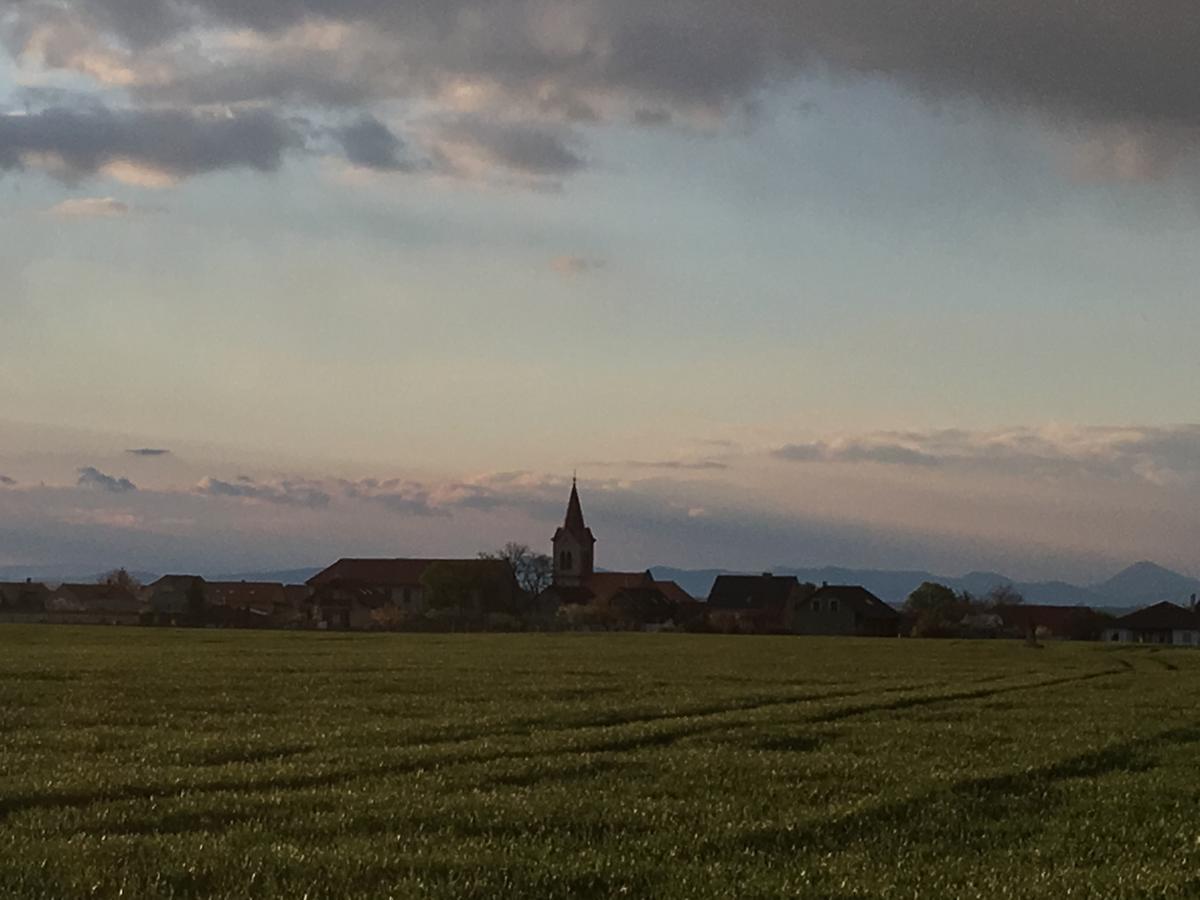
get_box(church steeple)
[552,477,595,587]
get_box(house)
[205,581,300,628]
[307,557,520,629]
[145,575,206,626]
[1103,601,1200,646]
[539,480,675,629]
[706,573,809,633]
[994,604,1105,641]
[0,580,50,619]
[792,584,900,637]
[45,583,144,626]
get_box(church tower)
[552,478,596,587]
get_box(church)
[541,480,694,622]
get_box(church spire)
[563,475,588,535]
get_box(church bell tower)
[552,478,595,587]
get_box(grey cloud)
[77,466,137,493]
[774,425,1200,485]
[341,479,443,517]
[0,475,16,486]
[126,448,170,456]
[432,116,586,179]
[0,105,302,181]
[195,476,330,508]
[21,1,1200,134]
[336,116,411,171]
[591,458,730,471]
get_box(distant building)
[994,604,1105,641]
[0,580,49,618]
[706,573,809,633]
[206,581,308,628]
[45,583,143,626]
[145,575,206,626]
[306,557,519,629]
[540,481,675,628]
[792,584,900,637]
[1103,601,1200,646]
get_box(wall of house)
[791,601,860,636]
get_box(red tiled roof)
[307,558,512,587]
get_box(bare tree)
[99,568,141,594]
[480,543,553,599]
[984,583,1024,608]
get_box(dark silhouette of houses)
[993,604,1105,641]
[792,584,900,637]
[307,557,519,629]
[206,581,307,628]
[1104,601,1200,646]
[45,583,143,625]
[706,573,809,633]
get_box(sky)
[1,0,1199,582]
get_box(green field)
[2,627,1199,899]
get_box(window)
[829,599,839,613]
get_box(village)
[1,481,1197,645]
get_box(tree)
[99,568,141,593]
[984,583,1024,608]
[421,561,486,623]
[904,581,964,638]
[480,543,552,599]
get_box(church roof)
[555,479,595,544]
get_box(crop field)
[2,627,1199,899]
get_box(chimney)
[1191,593,1197,612]
[25,577,31,584]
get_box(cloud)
[429,116,585,183]
[773,425,1200,485]
[126,448,171,456]
[335,115,411,171]
[341,479,443,517]
[0,475,16,486]
[0,105,302,183]
[77,466,137,493]
[195,476,330,508]
[590,458,729,471]
[550,255,607,277]
[46,196,130,217]
[13,1,1200,185]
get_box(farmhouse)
[145,575,206,626]
[307,557,520,629]
[994,604,1105,641]
[792,584,900,637]
[0,580,49,620]
[706,573,808,633]
[1103,601,1200,646]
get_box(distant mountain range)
[2,560,1196,612]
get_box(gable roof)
[807,584,899,620]
[1114,601,1200,631]
[0,581,49,610]
[307,558,512,588]
[708,574,800,610]
[149,574,205,590]
[653,580,695,605]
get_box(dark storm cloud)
[77,466,137,493]
[18,0,1200,130]
[0,106,302,181]
[335,116,411,171]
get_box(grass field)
[2,626,1199,899]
